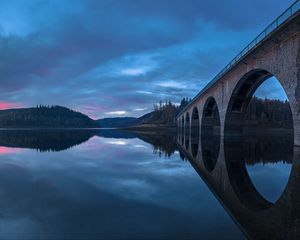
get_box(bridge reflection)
[177,128,300,239]
[0,128,298,238]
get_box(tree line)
[245,97,293,128]
[145,98,192,126]
[148,96,293,128]
[0,105,98,128]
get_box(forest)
[245,97,293,128]
[137,98,191,126]
[0,105,98,128]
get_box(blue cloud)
[0,0,294,118]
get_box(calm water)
[0,129,294,239]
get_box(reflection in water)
[0,129,137,152]
[191,140,199,158]
[201,127,220,172]
[185,135,189,150]
[178,128,300,239]
[246,162,291,203]
[0,129,244,239]
[243,133,293,203]
[224,132,293,207]
[137,132,177,158]
[0,128,298,238]
[201,97,221,172]
[0,129,95,152]
[0,146,24,154]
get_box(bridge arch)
[184,112,190,150]
[185,112,190,135]
[223,69,294,209]
[191,107,200,135]
[201,97,221,172]
[224,69,293,136]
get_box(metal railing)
[177,0,300,118]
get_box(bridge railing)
[177,0,300,118]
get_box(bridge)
[176,1,300,146]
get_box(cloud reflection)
[0,131,243,238]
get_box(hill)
[134,99,190,127]
[0,105,98,128]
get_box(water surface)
[0,129,244,239]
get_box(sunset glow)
[0,102,24,110]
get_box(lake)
[0,129,294,239]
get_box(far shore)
[0,126,293,136]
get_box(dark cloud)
[0,0,294,117]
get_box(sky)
[0,0,295,119]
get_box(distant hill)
[134,106,177,127]
[0,105,98,128]
[135,112,154,125]
[133,99,190,127]
[96,117,137,128]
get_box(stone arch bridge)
[176,1,300,146]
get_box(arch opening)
[191,107,200,158]
[224,70,294,209]
[185,112,190,136]
[184,112,190,150]
[225,69,293,135]
[201,97,221,172]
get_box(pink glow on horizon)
[0,102,25,110]
[0,147,23,155]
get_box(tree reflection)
[0,129,138,152]
[0,130,96,152]
[137,132,177,158]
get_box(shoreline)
[0,125,293,134]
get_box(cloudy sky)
[0,0,294,119]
